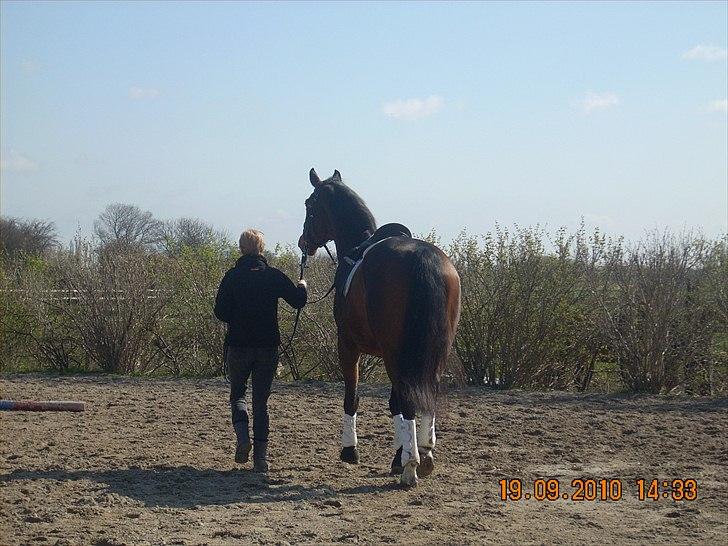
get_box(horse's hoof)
[418,450,434,477]
[340,446,360,464]
[400,460,419,488]
[390,447,403,476]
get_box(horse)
[298,168,461,487]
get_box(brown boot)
[252,440,269,473]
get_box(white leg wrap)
[398,418,419,466]
[392,414,404,450]
[418,413,436,451]
[342,413,358,448]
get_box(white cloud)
[682,45,728,61]
[129,86,160,101]
[383,95,444,121]
[582,92,619,114]
[708,99,728,113]
[0,150,39,173]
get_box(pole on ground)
[0,400,85,412]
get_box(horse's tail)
[396,245,450,415]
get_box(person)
[214,228,307,472]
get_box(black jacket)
[214,255,307,348]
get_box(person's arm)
[273,268,307,309]
[214,271,234,322]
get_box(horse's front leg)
[339,338,361,464]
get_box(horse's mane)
[325,181,377,243]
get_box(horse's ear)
[309,168,322,187]
[332,170,341,183]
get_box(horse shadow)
[0,464,393,508]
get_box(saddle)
[335,223,412,298]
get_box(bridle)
[300,193,337,294]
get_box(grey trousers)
[227,345,278,443]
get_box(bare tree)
[94,203,163,252]
[160,217,229,255]
[0,216,59,256]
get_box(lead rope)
[277,251,307,360]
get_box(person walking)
[214,229,307,472]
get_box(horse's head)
[298,168,341,256]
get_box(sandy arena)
[1,375,726,545]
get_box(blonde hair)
[239,229,265,255]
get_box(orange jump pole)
[0,400,85,412]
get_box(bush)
[450,225,603,389]
[590,232,725,394]
[0,217,724,395]
[154,245,232,376]
[0,255,81,372]
[50,241,168,374]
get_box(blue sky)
[1,1,726,247]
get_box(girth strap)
[342,237,393,297]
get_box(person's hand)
[297,279,307,289]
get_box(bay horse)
[298,168,461,487]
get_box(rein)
[277,241,337,362]
[307,244,337,304]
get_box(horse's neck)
[333,235,364,257]
[329,208,375,257]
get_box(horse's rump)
[362,238,458,413]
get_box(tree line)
[1,204,726,394]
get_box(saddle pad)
[343,237,392,297]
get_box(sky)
[1,1,727,248]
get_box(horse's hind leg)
[417,413,436,477]
[339,339,360,464]
[389,387,404,476]
[398,393,420,488]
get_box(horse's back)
[367,237,460,294]
[355,237,460,360]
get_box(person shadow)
[0,465,352,508]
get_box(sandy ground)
[0,375,726,545]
